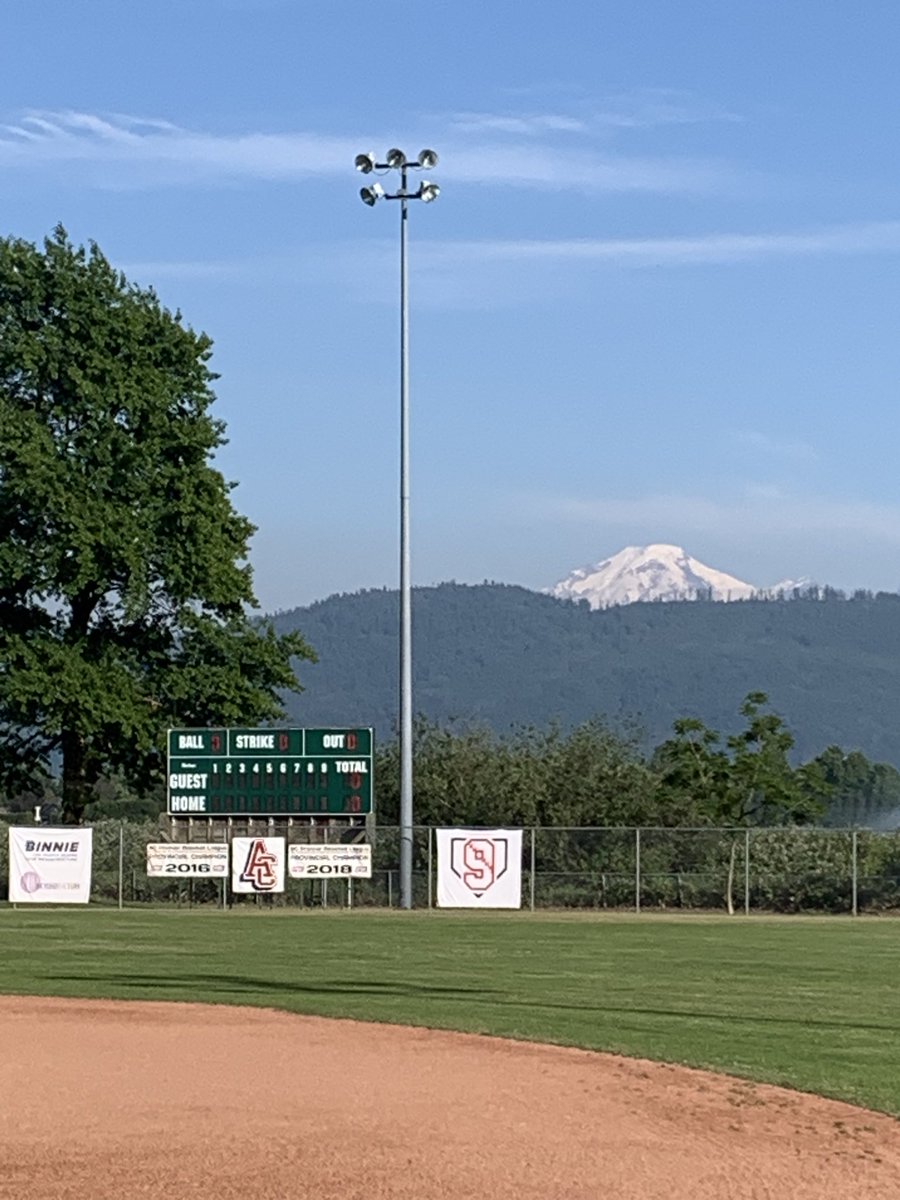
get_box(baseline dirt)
[0,996,898,1199]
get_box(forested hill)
[270,584,900,765]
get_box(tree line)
[372,693,900,832]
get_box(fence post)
[117,822,124,911]
[635,827,641,915]
[530,826,536,912]
[851,829,858,917]
[322,824,328,910]
[387,869,393,909]
[744,827,751,916]
[427,826,433,909]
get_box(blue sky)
[4,0,900,608]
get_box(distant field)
[1,909,897,1115]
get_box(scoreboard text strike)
[167,728,373,817]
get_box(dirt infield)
[0,997,898,1199]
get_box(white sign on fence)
[436,828,523,909]
[231,837,285,893]
[8,827,93,904]
[146,843,229,878]
[288,843,372,879]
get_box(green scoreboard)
[166,727,373,817]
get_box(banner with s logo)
[436,829,523,909]
[231,837,285,893]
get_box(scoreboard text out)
[166,727,373,817]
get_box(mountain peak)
[550,544,758,609]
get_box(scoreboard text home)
[167,728,373,817]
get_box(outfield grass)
[0,909,897,1115]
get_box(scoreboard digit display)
[166,727,373,817]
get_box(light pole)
[355,148,440,909]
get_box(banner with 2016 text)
[8,827,93,904]
[436,828,523,909]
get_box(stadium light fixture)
[360,183,385,206]
[354,146,440,911]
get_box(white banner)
[288,843,372,879]
[436,829,523,909]
[8,827,93,904]
[231,837,285,893]
[146,843,229,878]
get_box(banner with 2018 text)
[436,828,523,908]
[8,827,93,904]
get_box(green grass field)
[1,909,897,1115]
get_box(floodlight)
[419,181,440,203]
[355,152,376,174]
[385,148,406,169]
[417,148,439,169]
[360,183,385,206]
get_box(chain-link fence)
[1,819,898,913]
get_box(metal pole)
[322,823,329,910]
[851,829,858,917]
[635,827,641,915]
[427,826,433,908]
[744,827,751,916]
[399,167,414,910]
[530,826,536,912]
[118,822,124,911]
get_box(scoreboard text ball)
[167,727,373,817]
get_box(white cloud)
[534,488,900,544]
[0,109,737,195]
[448,112,588,136]
[591,88,743,130]
[116,218,900,307]
[733,430,819,461]
[462,88,743,135]
[418,222,900,268]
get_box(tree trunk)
[61,729,91,824]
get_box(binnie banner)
[436,828,523,909]
[8,827,93,904]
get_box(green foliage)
[813,746,900,827]
[375,716,661,829]
[654,692,827,827]
[0,228,314,820]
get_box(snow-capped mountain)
[767,577,817,597]
[549,544,758,609]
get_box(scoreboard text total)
[167,727,373,817]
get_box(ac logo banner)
[436,829,523,909]
[231,837,285,893]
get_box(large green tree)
[653,692,828,911]
[0,227,314,821]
